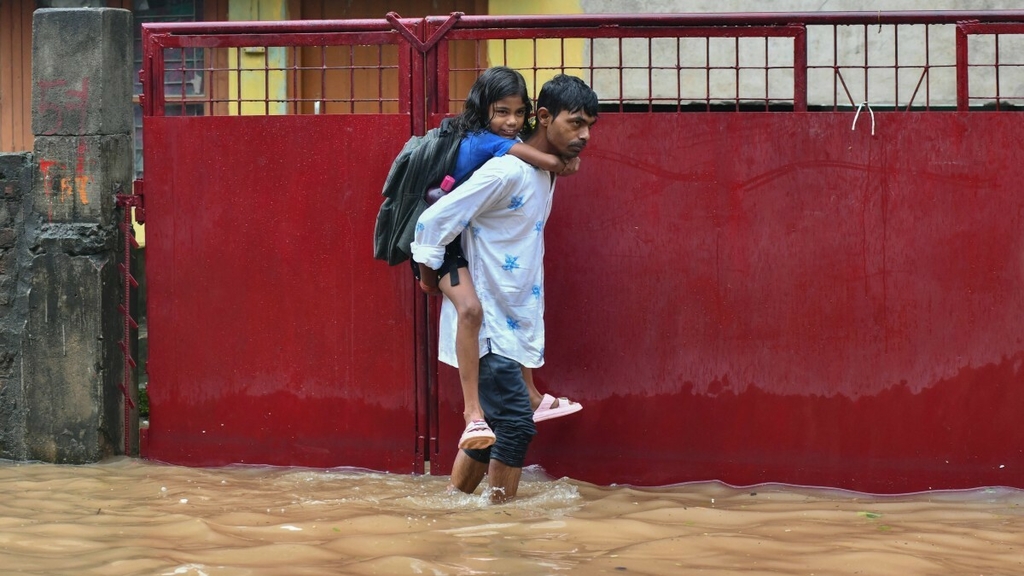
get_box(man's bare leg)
[448,450,487,494]
[486,459,523,504]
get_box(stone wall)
[0,153,33,460]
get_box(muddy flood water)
[0,457,1021,575]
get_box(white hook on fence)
[852,101,876,135]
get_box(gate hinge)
[115,179,146,224]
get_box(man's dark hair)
[452,66,533,136]
[536,74,599,120]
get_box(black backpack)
[373,118,463,266]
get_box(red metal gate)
[139,17,429,471]
[140,12,1024,492]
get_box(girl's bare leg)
[520,366,545,411]
[439,269,484,425]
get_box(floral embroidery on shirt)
[508,195,525,210]
[416,222,425,233]
[506,316,521,330]
[534,220,544,233]
[532,284,541,299]
[502,254,521,272]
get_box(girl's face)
[487,95,528,138]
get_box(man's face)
[543,108,597,159]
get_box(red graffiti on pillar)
[37,77,89,136]
[38,159,58,221]
[74,142,92,205]
[36,80,67,136]
[37,78,93,205]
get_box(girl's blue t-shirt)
[452,130,517,183]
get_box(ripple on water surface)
[0,458,1022,575]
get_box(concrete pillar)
[26,8,134,462]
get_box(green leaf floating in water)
[857,511,882,519]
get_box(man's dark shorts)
[438,233,469,285]
[463,353,536,468]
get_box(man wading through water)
[411,74,599,502]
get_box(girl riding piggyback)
[416,67,583,451]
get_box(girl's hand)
[559,157,581,176]
[418,264,441,295]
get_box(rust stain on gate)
[138,11,1024,493]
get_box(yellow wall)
[486,0,585,96]
[227,0,289,115]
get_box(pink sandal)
[533,394,583,423]
[458,419,496,450]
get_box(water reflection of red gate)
[140,12,1024,493]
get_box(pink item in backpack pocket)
[425,175,456,205]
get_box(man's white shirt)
[411,155,554,369]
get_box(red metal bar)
[151,31,402,49]
[412,18,429,472]
[398,40,411,116]
[318,44,326,114]
[140,11,1024,38]
[449,11,1024,28]
[289,43,297,114]
[832,24,839,110]
[956,24,969,111]
[147,32,166,117]
[995,34,1002,110]
[347,41,354,113]
[793,24,808,111]
[704,37,711,111]
[894,24,900,108]
[139,25,152,116]
[429,32,445,116]
[442,26,809,42]
[234,44,242,114]
[958,22,1024,35]
[145,18,399,35]
[263,45,269,115]
[114,187,141,456]
[733,36,740,111]
[862,24,869,105]
[925,24,932,109]
[906,68,928,111]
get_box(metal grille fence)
[140,17,416,117]
[140,11,1024,120]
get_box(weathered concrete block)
[32,134,132,226]
[23,247,123,463]
[32,8,132,137]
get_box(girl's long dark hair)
[450,66,534,138]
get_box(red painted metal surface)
[140,12,1024,491]
[430,112,1024,492]
[143,115,420,470]
[115,189,142,456]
